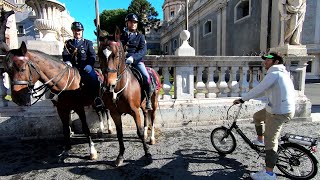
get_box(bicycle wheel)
[276,143,318,179]
[210,126,236,154]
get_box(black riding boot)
[144,83,154,110]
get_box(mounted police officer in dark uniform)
[121,13,153,110]
[62,21,102,109]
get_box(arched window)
[165,45,168,54]
[234,0,251,23]
[203,20,212,36]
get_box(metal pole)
[95,0,100,48]
[185,0,188,31]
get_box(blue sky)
[59,0,164,41]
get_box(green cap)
[263,54,274,59]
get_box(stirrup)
[94,97,103,108]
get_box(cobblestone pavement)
[0,120,319,180]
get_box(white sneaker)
[250,170,276,180]
[252,139,265,146]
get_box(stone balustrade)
[144,55,310,100]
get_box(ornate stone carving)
[26,0,65,41]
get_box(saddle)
[130,67,159,92]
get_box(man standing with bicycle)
[234,52,295,180]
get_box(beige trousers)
[253,108,294,168]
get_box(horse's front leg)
[57,107,72,162]
[111,113,125,167]
[132,108,152,164]
[76,107,98,160]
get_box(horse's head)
[98,27,125,91]
[4,41,35,106]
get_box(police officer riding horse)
[62,22,103,110]
[121,13,154,110]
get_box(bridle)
[11,57,39,89]
[8,53,76,105]
[104,41,129,102]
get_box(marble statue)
[278,0,306,45]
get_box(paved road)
[0,82,319,180]
[0,122,319,180]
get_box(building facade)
[160,0,320,79]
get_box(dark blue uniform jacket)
[62,39,96,73]
[121,32,147,64]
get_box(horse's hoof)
[97,131,103,138]
[90,153,98,160]
[108,129,113,134]
[144,153,153,165]
[150,138,156,145]
[115,157,124,167]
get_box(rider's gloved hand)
[125,56,134,64]
[233,98,245,104]
[65,61,72,67]
[84,65,93,73]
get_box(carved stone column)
[26,0,65,41]
[25,0,67,55]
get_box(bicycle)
[210,104,318,179]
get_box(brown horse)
[3,42,112,161]
[98,31,161,166]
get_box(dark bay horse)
[98,31,161,166]
[3,42,112,161]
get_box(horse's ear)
[20,41,27,55]
[115,26,121,42]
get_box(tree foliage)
[128,0,160,33]
[96,0,160,35]
[99,9,127,34]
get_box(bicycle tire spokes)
[276,143,317,179]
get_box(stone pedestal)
[270,44,307,56]
[174,67,194,99]
[174,30,196,99]
[175,30,195,56]
[26,40,64,55]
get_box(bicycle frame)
[227,120,264,154]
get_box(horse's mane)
[28,50,63,63]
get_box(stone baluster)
[250,67,260,89]
[228,66,240,97]
[240,66,250,96]
[205,67,217,98]
[162,67,172,100]
[219,66,228,97]
[195,67,205,98]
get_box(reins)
[11,55,77,105]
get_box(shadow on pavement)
[0,137,252,179]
